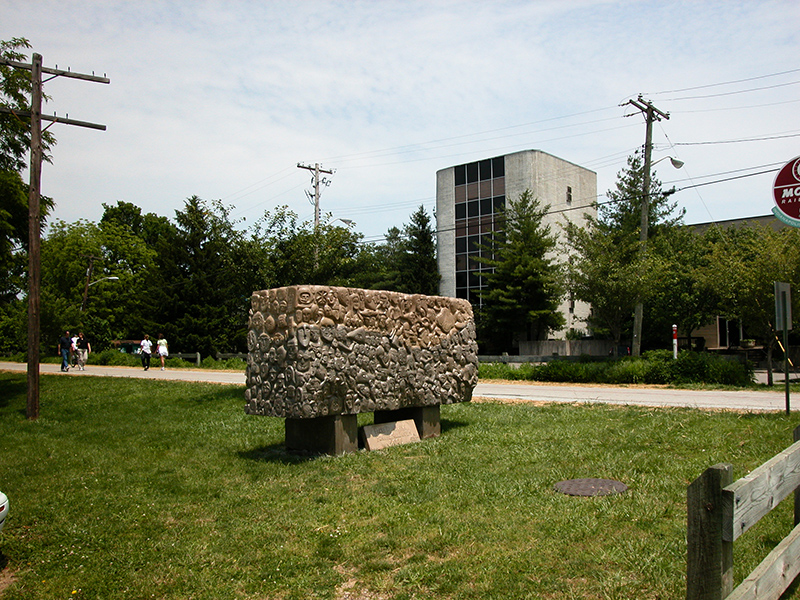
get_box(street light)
[81,276,120,312]
[332,218,356,227]
[652,156,684,169]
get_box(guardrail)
[687,425,800,600]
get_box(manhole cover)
[554,478,628,497]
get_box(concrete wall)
[436,167,456,301]
[518,339,617,357]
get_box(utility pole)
[297,162,334,231]
[80,255,102,312]
[0,53,109,420]
[624,95,669,357]
[297,162,334,267]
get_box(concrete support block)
[285,414,358,456]
[374,405,441,439]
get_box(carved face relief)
[298,289,313,306]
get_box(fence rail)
[170,352,201,366]
[687,425,800,600]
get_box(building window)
[452,155,506,307]
[566,186,573,204]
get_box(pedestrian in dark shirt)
[57,330,71,372]
[75,332,91,371]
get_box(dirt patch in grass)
[0,562,15,596]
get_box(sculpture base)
[283,406,441,456]
[374,405,441,440]
[285,414,358,456]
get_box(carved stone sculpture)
[245,286,478,422]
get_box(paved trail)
[1,362,792,412]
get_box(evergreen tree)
[477,190,564,353]
[398,205,439,295]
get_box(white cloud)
[2,0,800,237]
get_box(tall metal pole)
[783,289,791,414]
[26,53,43,420]
[626,96,669,357]
[80,256,98,312]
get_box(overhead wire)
[218,66,799,231]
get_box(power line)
[645,67,800,96]
[659,79,800,102]
[671,131,800,146]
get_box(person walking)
[58,330,71,372]
[140,334,153,371]
[70,333,79,368]
[156,333,169,370]
[75,332,91,371]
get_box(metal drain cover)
[554,478,628,497]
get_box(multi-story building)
[436,149,597,341]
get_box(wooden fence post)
[687,463,733,600]
[794,426,800,527]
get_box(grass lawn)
[1,373,800,599]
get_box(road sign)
[775,282,792,331]
[773,156,800,227]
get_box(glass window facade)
[453,155,505,304]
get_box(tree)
[477,190,565,353]
[38,217,158,351]
[397,205,439,295]
[699,224,800,384]
[0,38,55,303]
[643,226,720,349]
[564,219,646,344]
[351,206,439,294]
[565,150,683,347]
[0,38,56,172]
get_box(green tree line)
[0,198,439,356]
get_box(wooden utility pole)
[26,53,43,420]
[297,162,334,230]
[0,53,109,420]
[297,162,334,267]
[624,95,669,357]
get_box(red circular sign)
[773,156,800,221]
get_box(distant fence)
[687,425,800,600]
[166,352,247,365]
[171,352,201,366]
[518,339,619,356]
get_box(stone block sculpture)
[245,286,478,454]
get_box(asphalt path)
[0,361,792,412]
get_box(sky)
[3,0,800,243]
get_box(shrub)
[479,350,754,386]
[89,349,141,367]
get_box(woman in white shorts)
[157,333,169,370]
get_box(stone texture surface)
[245,286,478,419]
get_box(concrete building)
[436,149,597,341]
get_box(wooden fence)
[171,352,201,366]
[687,425,800,600]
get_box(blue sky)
[3,0,800,242]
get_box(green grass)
[1,373,800,599]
